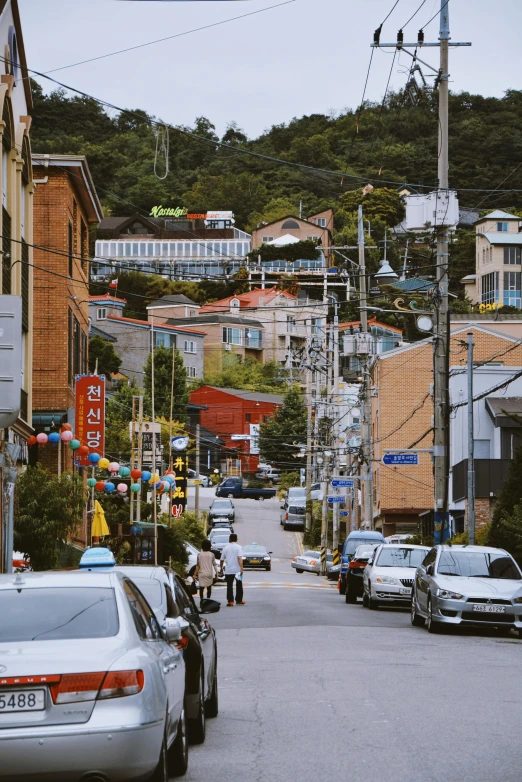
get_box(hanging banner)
[170,450,188,515]
[75,375,105,467]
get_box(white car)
[187,469,210,488]
[185,541,199,571]
[363,544,430,609]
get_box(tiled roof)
[338,318,403,335]
[106,314,206,336]
[483,233,522,245]
[193,386,284,404]
[89,294,127,304]
[148,294,199,308]
[478,209,520,221]
[199,287,295,313]
[392,278,434,292]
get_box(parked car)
[215,477,276,500]
[242,543,272,571]
[280,503,306,530]
[187,469,210,488]
[291,550,333,575]
[327,563,341,582]
[281,484,322,511]
[12,551,30,571]
[209,498,235,525]
[411,545,522,635]
[113,561,220,745]
[362,544,430,609]
[344,544,381,603]
[209,532,232,560]
[339,530,386,595]
[255,468,281,484]
[0,567,189,781]
[209,522,234,536]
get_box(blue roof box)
[79,547,116,570]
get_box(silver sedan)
[0,569,188,781]
[291,550,333,575]
[411,544,522,635]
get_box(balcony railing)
[245,336,263,349]
[19,389,28,423]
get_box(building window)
[230,299,240,309]
[68,312,81,384]
[245,328,263,348]
[187,366,197,378]
[316,217,327,227]
[223,327,243,346]
[189,310,195,317]
[97,308,107,320]
[504,246,521,265]
[262,236,274,243]
[155,332,176,349]
[184,340,197,354]
[81,330,87,375]
[80,220,88,273]
[21,239,29,332]
[2,207,11,295]
[481,272,499,305]
[497,222,508,232]
[245,413,251,423]
[281,219,300,230]
[503,271,521,308]
[68,221,73,277]
[311,317,322,335]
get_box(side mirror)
[367,559,373,566]
[269,551,273,554]
[163,617,182,642]
[426,564,434,576]
[200,598,221,614]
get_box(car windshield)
[212,502,231,511]
[288,506,305,515]
[288,488,306,496]
[376,547,429,568]
[243,546,267,555]
[304,551,319,558]
[127,578,163,610]
[2,587,119,642]
[437,551,522,579]
[354,546,376,560]
[212,536,230,544]
[345,538,383,556]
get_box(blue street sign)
[339,510,349,517]
[327,496,346,503]
[382,453,419,466]
[331,478,355,488]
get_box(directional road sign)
[339,510,349,517]
[327,496,346,504]
[331,478,355,488]
[382,453,419,466]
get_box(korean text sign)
[75,375,105,467]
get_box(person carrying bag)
[194,539,219,602]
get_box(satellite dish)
[416,315,433,333]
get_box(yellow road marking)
[295,531,304,555]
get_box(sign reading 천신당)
[75,375,105,467]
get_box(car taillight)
[349,560,365,569]
[176,637,189,651]
[285,512,288,520]
[50,670,144,704]
[292,557,296,562]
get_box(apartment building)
[31,155,103,472]
[465,210,522,307]
[251,209,333,270]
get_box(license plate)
[0,689,45,712]
[399,587,412,595]
[249,559,261,564]
[472,604,506,613]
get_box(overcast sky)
[17,0,522,138]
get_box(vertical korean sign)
[170,436,189,518]
[75,375,105,467]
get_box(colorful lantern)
[130,469,142,480]
[78,445,89,456]
[61,423,73,432]
[69,439,81,451]
[88,452,101,464]
[98,457,110,470]
[119,466,130,477]
[130,483,141,493]
[161,481,170,493]
[60,430,73,442]
[95,480,106,491]
[27,435,37,447]
[105,482,115,493]
[87,478,97,488]
[108,462,120,473]
[36,433,48,444]
[149,472,160,484]
[141,470,152,482]
[117,483,128,493]
[48,432,60,445]
[130,524,143,536]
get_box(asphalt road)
[183,488,522,782]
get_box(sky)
[17,0,522,139]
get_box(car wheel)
[295,568,303,573]
[205,665,219,718]
[227,493,234,499]
[427,597,442,634]
[167,709,188,778]
[345,589,357,604]
[339,581,347,596]
[258,496,265,501]
[187,672,206,745]
[151,726,169,782]
[362,590,369,608]
[266,565,271,571]
[411,593,425,627]
[283,524,289,531]
[368,596,379,610]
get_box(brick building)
[189,386,283,474]
[31,154,103,472]
[371,322,522,537]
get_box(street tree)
[14,465,85,571]
[143,347,188,422]
[258,385,307,469]
[489,445,522,562]
[88,336,122,378]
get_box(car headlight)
[376,576,399,585]
[263,556,270,560]
[436,588,464,600]
[513,596,522,604]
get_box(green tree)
[340,187,406,226]
[489,446,522,561]
[143,347,188,422]
[258,385,307,469]
[201,358,285,393]
[14,466,85,570]
[88,336,122,377]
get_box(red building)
[188,386,283,474]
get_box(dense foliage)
[258,386,307,469]
[143,347,188,422]
[489,446,522,563]
[88,335,122,377]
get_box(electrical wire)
[401,0,428,29]
[420,0,449,31]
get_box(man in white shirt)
[219,533,245,606]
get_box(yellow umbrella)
[92,500,110,538]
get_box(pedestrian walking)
[193,539,219,601]
[219,533,245,606]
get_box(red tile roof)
[200,286,296,313]
[338,317,403,335]
[107,314,207,335]
[89,294,127,304]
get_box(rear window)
[127,578,163,610]
[345,538,383,556]
[289,506,306,515]
[1,587,119,642]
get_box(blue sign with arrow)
[382,453,419,466]
[339,510,349,517]
[331,478,355,488]
[327,496,346,503]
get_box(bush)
[488,507,522,566]
[447,524,490,547]
[302,501,325,548]
[277,471,301,499]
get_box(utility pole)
[305,319,313,533]
[195,423,201,519]
[320,454,330,575]
[151,315,158,566]
[467,333,475,544]
[331,300,341,558]
[358,205,373,530]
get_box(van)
[339,530,385,595]
[280,503,306,531]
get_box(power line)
[420,0,449,30]
[401,0,428,29]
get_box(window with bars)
[68,308,73,384]
[2,206,11,295]
[481,272,498,305]
[503,271,521,308]
[21,239,29,332]
[503,246,521,265]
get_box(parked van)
[339,530,385,595]
[280,503,306,531]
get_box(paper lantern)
[119,466,130,477]
[87,478,97,488]
[88,452,101,464]
[95,481,105,491]
[108,462,120,473]
[27,435,37,447]
[161,481,170,493]
[69,439,81,451]
[130,524,143,536]
[149,472,160,484]
[60,430,73,442]
[78,445,89,456]
[98,457,110,470]
[48,432,60,445]
[141,470,151,482]
[130,469,142,480]
[117,483,128,493]
[130,483,141,493]
[36,433,48,445]
[164,468,175,476]
[61,423,72,432]
[105,482,115,493]
[162,474,175,484]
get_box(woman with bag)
[193,539,219,601]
